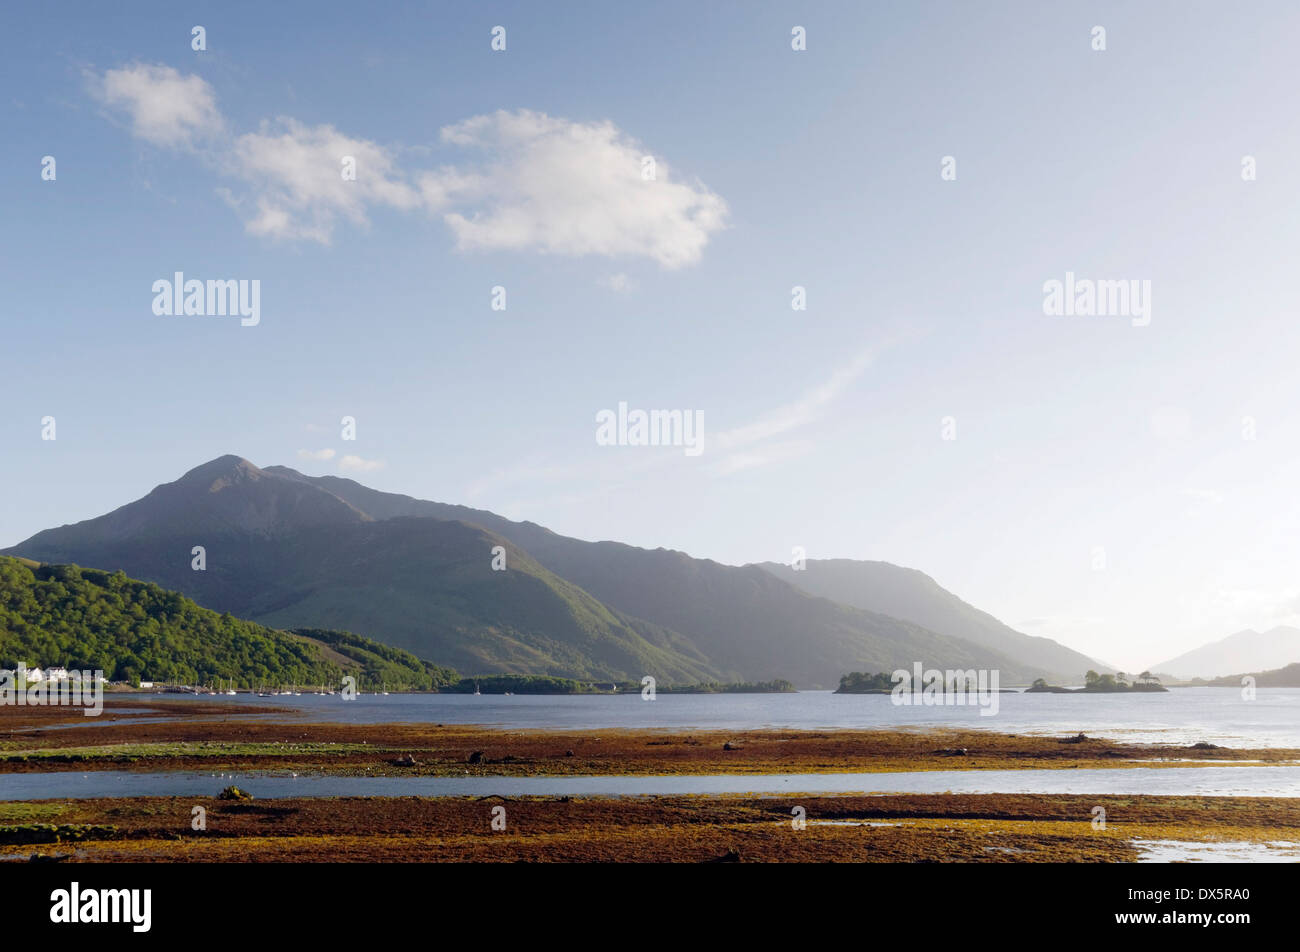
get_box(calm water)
[1133,839,1300,862]
[97,686,1300,748]
[4,764,1300,800]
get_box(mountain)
[252,466,1053,685]
[6,455,1057,686]
[1208,661,1300,688]
[0,555,451,689]
[754,559,1102,682]
[6,458,716,683]
[1151,626,1300,680]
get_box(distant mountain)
[1208,661,1300,688]
[754,559,1102,682]
[0,555,450,689]
[1151,626,1300,680]
[258,466,1053,685]
[6,455,1059,686]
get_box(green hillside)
[262,467,1045,685]
[244,518,721,682]
[0,556,455,690]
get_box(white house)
[45,667,69,681]
[25,666,44,682]
[139,681,154,690]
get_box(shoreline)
[2,699,1297,777]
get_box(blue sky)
[4,1,1300,670]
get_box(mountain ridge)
[6,455,1077,685]
[755,558,1103,681]
[241,464,1060,684]
[1151,625,1300,680]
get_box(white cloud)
[296,448,336,461]
[429,110,727,268]
[339,455,385,473]
[90,68,727,264]
[92,64,223,148]
[228,118,422,242]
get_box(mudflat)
[3,793,1299,862]
[1,700,1293,776]
[5,699,1298,863]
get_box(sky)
[3,1,1300,672]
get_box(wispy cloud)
[464,344,883,500]
[339,454,385,473]
[714,348,877,452]
[706,346,878,475]
[89,66,727,266]
[296,448,336,461]
[707,440,813,476]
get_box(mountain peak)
[1152,625,1300,679]
[178,455,265,491]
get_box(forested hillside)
[0,556,455,689]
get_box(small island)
[835,671,1018,694]
[443,675,796,695]
[1026,670,1169,694]
[835,672,898,694]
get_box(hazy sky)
[3,1,1300,672]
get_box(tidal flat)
[3,793,1299,863]
[4,700,1299,862]
[2,700,1296,777]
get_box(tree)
[1085,670,1100,687]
